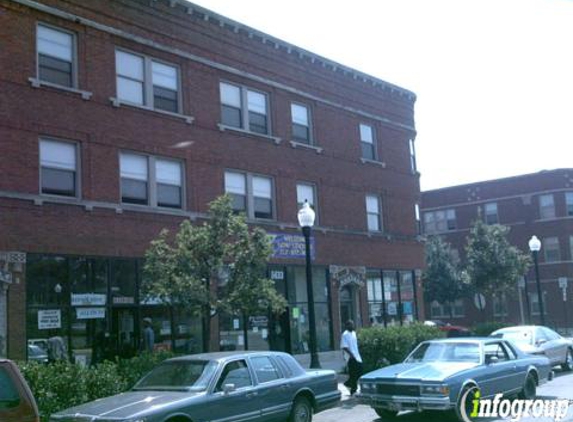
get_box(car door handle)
[246,391,258,398]
[281,384,291,390]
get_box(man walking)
[142,317,155,353]
[340,320,362,395]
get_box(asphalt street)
[315,370,573,422]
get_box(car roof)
[423,337,505,344]
[166,350,291,363]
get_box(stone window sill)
[217,123,282,145]
[29,77,92,100]
[289,140,323,154]
[110,97,194,124]
[360,158,386,168]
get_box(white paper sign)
[38,309,61,329]
[387,302,397,316]
[233,318,240,329]
[76,307,106,320]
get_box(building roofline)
[422,168,573,194]
[169,0,416,101]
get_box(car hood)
[51,390,202,419]
[361,361,480,382]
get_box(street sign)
[558,277,568,289]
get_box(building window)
[493,293,508,317]
[37,24,75,87]
[366,273,384,325]
[484,202,498,224]
[543,237,560,262]
[423,209,456,234]
[566,192,573,216]
[291,103,312,144]
[365,195,382,232]
[224,171,274,220]
[359,124,376,160]
[529,293,540,315]
[115,50,180,113]
[415,203,421,235]
[539,194,555,219]
[220,82,269,134]
[430,300,464,318]
[409,138,417,173]
[40,138,78,197]
[569,236,573,260]
[296,183,317,214]
[120,152,183,208]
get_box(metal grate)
[376,383,420,396]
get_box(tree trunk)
[448,301,454,320]
[242,312,249,351]
[202,304,211,352]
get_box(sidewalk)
[293,351,353,401]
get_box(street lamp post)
[528,235,545,326]
[298,201,321,369]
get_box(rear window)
[276,355,305,377]
[0,367,20,410]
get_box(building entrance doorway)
[339,285,357,326]
[112,308,137,359]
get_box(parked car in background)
[424,320,472,337]
[27,344,49,364]
[0,359,40,422]
[50,351,340,422]
[491,325,573,370]
[358,338,553,421]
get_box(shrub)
[358,323,445,373]
[471,321,511,337]
[19,352,174,421]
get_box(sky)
[191,0,573,191]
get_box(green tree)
[222,222,287,349]
[422,236,468,319]
[464,219,530,317]
[142,195,286,351]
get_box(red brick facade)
[421,169,573,332]
[0,0,424,360]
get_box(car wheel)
[374,408,399,420]
[455,384,480,422]
[518,372,536,400]
[289,396,312,422]
[561,348,573,372]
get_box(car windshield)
[405,342,480,363]
[134,360,218,391]
[496,330,533,346]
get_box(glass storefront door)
[112,308,137,359]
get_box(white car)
[491,325,573,371]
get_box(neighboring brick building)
[421,169,573,333]
[0,0,423,361]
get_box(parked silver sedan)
[49,351,340,422]
[491,325,573,371]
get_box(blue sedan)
[357,338,553,420]
[50,351,340,422]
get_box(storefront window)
[140,306,173,352]
[172,308,202,354]
[26,255,69,307]
[366,271,384,325]
[286,266,332,354]
[110,259,137,305]
[400,271,415,324]
[383,271,399,326]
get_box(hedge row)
[18,351,174,422]
[358,323,445,373]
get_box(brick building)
[421,169,573,333]
[0,0,424,362]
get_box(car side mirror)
[486,355,499,365]
[536,339,547,346]
[223,383,236,394]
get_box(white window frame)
[539,194,555,220]
[36,22,78,88]
[543,237,560,262]
[296,182,318,224]
[424,209,456,234]
[290,102,313,145]
[359,123,377,161]
[409,138,417,173]
[430,300,465,318]
[569,236,573,261]
[484,202,498,224]
[365,194,382,232]
[39,137,80,198]
[224,170,275,220]
[566,192,573,216]
[115,48,182,114]
[415,203,421,235]
[219,81,271,135]
[119,151,185,209]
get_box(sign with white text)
[38,309,61,329]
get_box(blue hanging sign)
[268,233,315,260]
